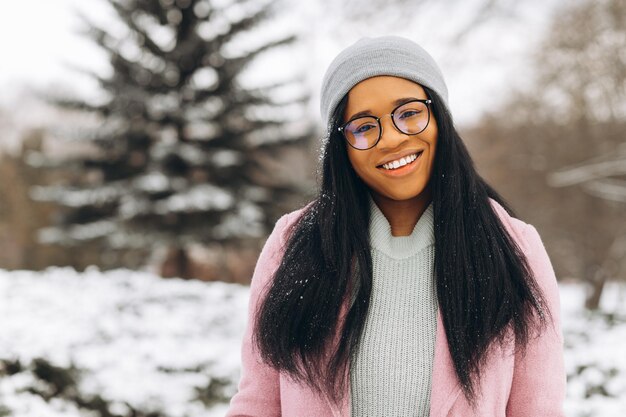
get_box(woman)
[226,36,566,417]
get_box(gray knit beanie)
[320,35,449,131]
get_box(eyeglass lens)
[343,101,429,150]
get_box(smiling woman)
[226,35,566,417]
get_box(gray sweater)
[350,193,437,417]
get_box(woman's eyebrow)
[347,96,423,121]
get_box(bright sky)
[0,0,113,100]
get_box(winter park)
[0,0,625,416]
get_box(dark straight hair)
[252,86,553,410]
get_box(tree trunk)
[585,267,607,310]
[160,246,192,279]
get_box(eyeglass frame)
[337,98,433,150]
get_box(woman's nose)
[378,114,407,149]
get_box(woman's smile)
[376,150,424,177]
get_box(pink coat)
[226,198,567,417]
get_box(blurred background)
[0,0,624,415]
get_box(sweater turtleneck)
[367,192,435,258]
[350,192,438,417]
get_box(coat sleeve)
[225,213,291,417]
[506,223,567,417]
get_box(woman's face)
[342,75,438,204]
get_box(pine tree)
[33,0,313,278]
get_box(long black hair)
[252,86,553,410]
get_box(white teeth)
[381,152,420,170]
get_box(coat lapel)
[429,306,463,416]
[321,300,462,417]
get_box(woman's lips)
[376,151,423,177]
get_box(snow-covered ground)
[0,267,624,416]
[0,267,248,417]
[560,281,626,416]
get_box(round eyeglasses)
[337,99,432,150]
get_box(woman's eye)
[399,110,420,119]
[355,124,375,134]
